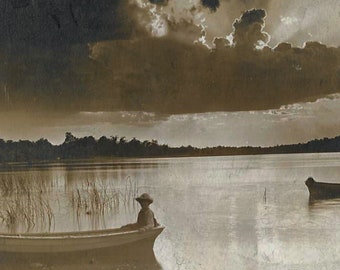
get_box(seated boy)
[121,193,159,232]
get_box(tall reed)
[69,176,138,218]
[0,173,55,232]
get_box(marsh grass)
[0,172,139,232]
[70,176,139,219]
[0,192,54,232]
[0,173,55,232]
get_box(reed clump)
[0,173,55,232]
[119,176,139,207]
[69,176,139,218]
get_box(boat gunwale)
[0,226,164,240]
[311,181,340,187]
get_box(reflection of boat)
[0,226,164,253]
[305,177,340,200]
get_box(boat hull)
[305,178,340,200]
[0,226,164,253]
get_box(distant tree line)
[1,133,340,163]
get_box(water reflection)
[0,244,163,270]
[0,159,167,172]
[308,198,340,211]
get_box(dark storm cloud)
[234,8,266,27]
[232,9,269,49]
[0,7,339,114]
[0,0,138,47]
[0,0,145,112]
[86,37,339,114]
[201,0,220,12]
[0,44,92,111]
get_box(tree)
[64,132,77,144]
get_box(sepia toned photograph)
[0,0,340,269]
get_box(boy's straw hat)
[135,193,153,204]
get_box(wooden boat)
[305,177,340,200]
[0,226,164,253]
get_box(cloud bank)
[0,2,339,114]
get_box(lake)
[1,153,340,270]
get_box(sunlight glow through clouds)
[280,16,298,26]
[133,0,168,37]
[150,6,168,37]
[270,0,340,46]
[271,14,301,45]
[131,0,340,47]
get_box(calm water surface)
[1,153,340,270]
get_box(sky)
[0,0,340,147]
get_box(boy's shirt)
[137,208,155,229]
